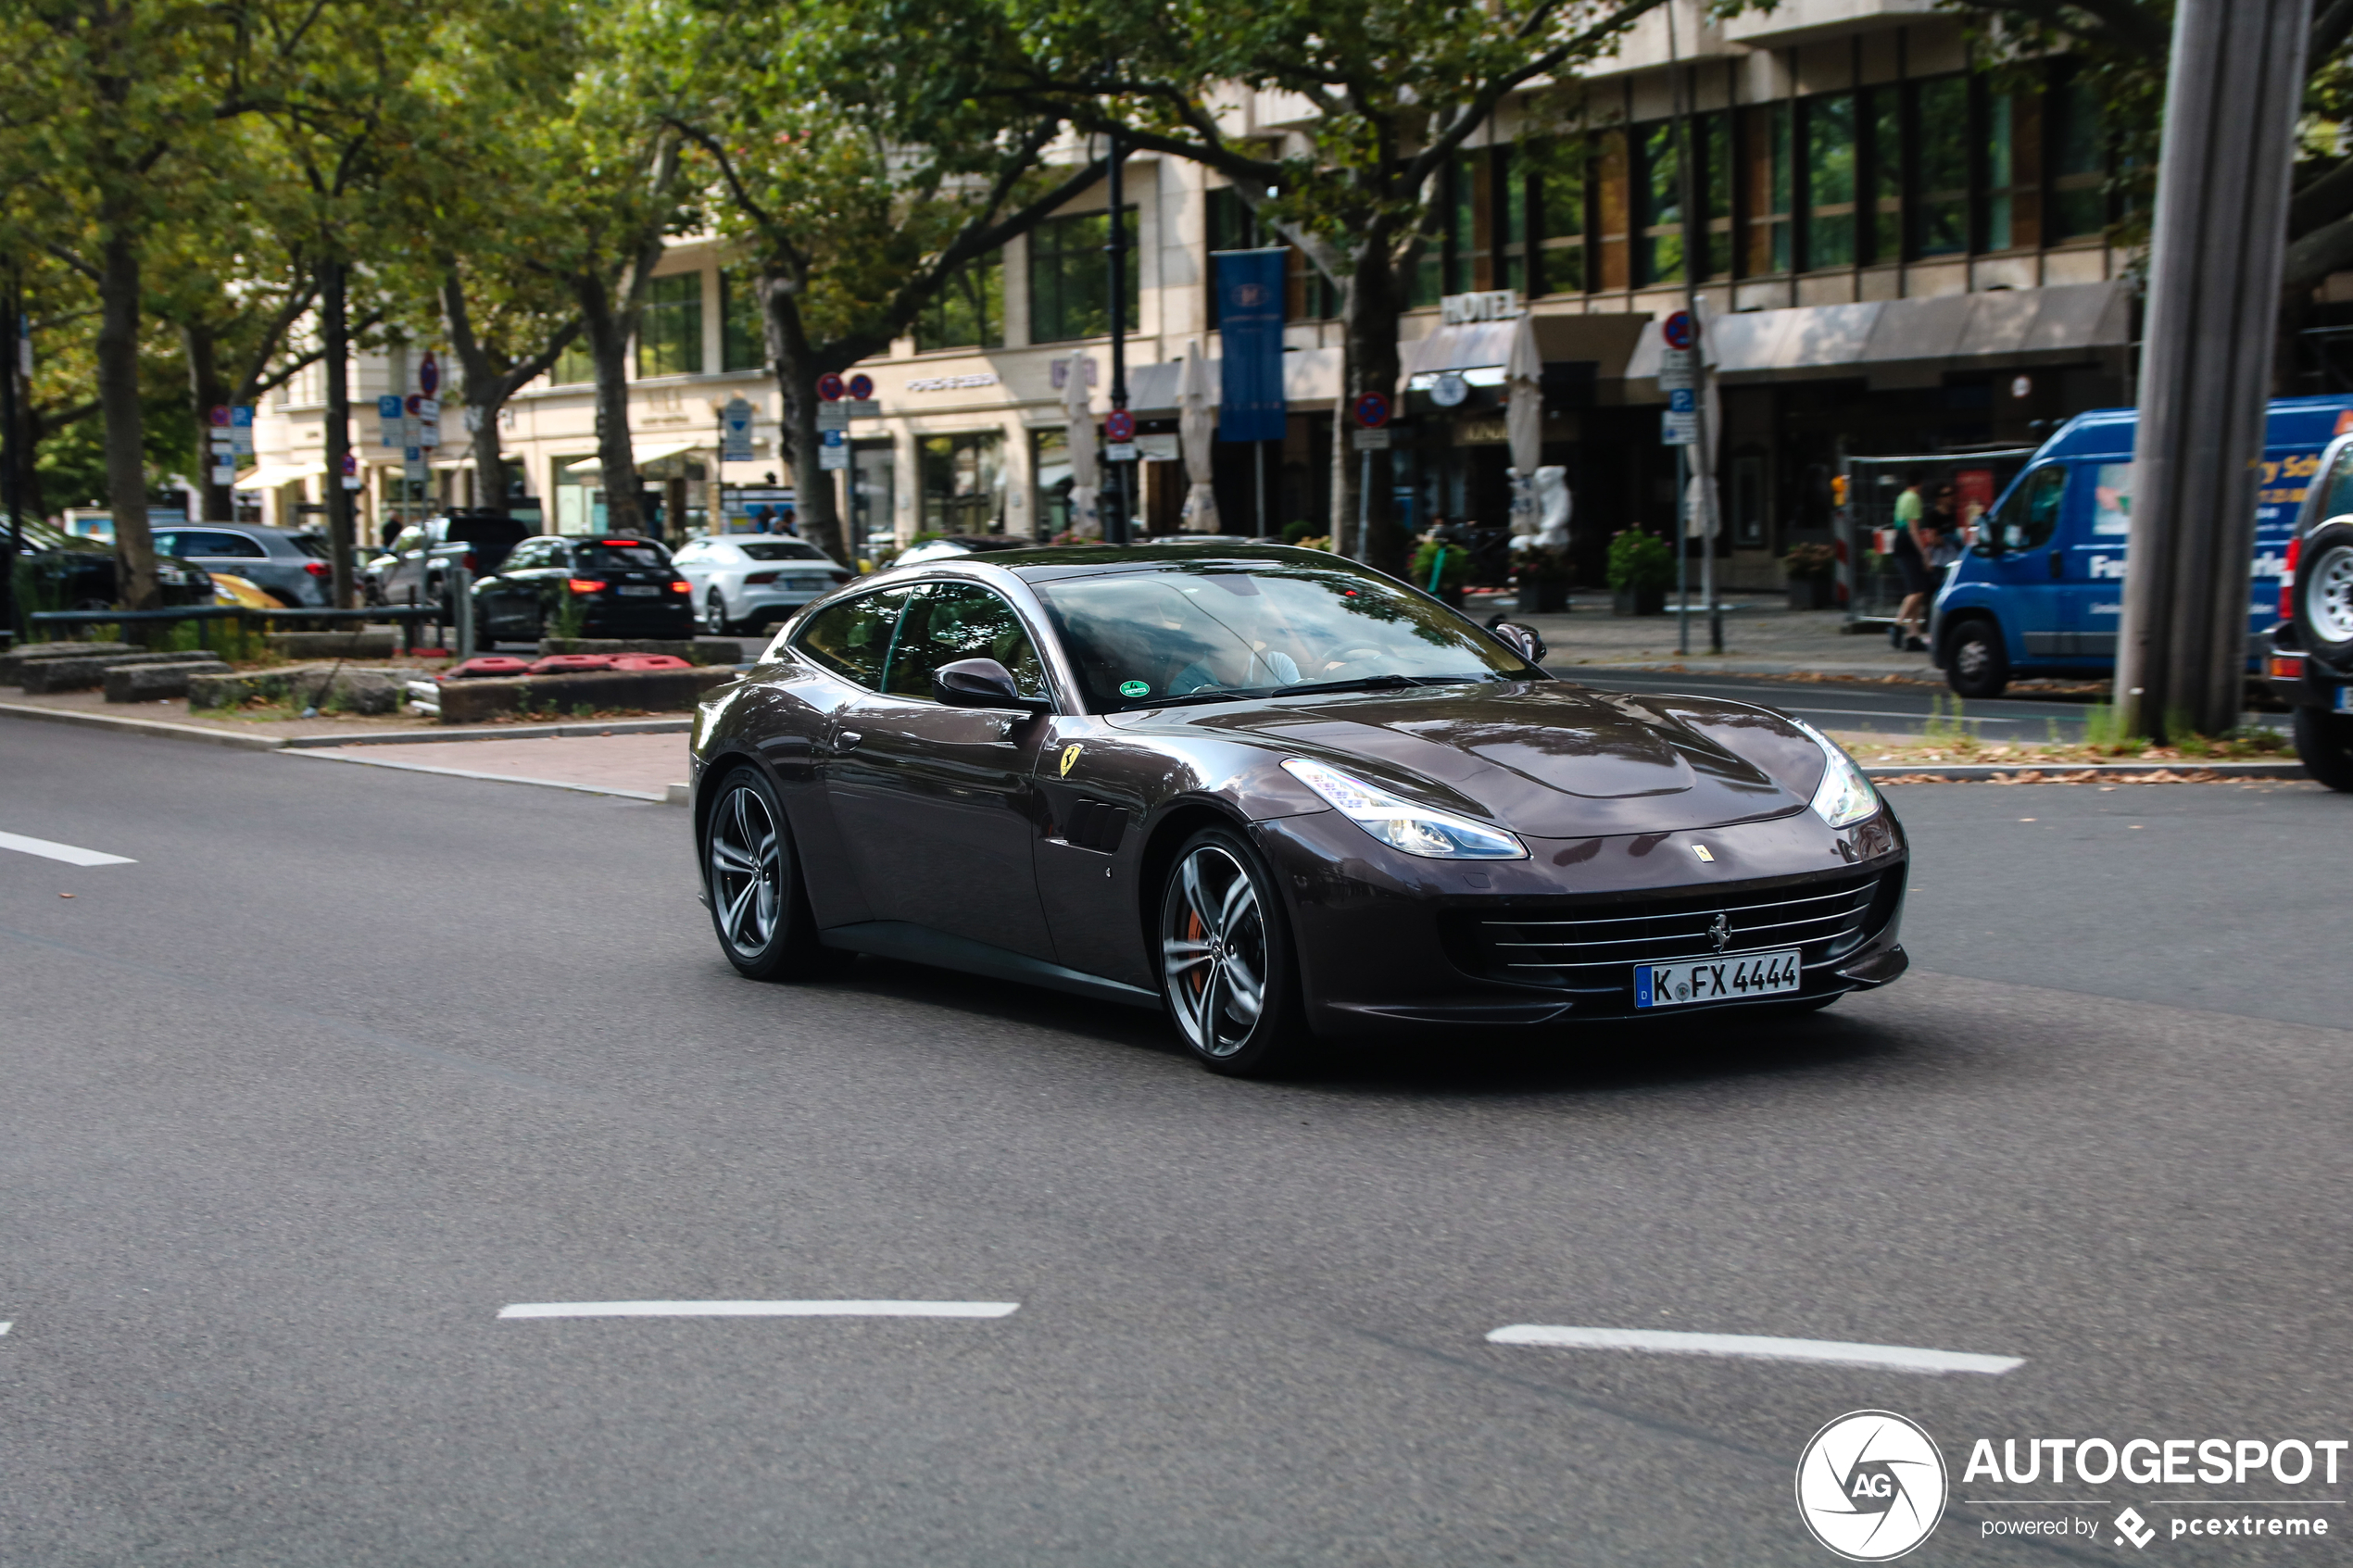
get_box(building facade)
[249,0,2130,587]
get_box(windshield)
[1033,564,1541,712]
[736,541,825,561]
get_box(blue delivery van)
[1931,395,2353,698]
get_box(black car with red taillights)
[472,534,697,645]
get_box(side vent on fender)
[1059,797,1129,854]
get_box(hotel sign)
[1441,290,1523,325]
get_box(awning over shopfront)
[1622,280,2131,388]
[1401,313,1649,386]
[1126,346,1341,416]
[233,462,319,491]
[563,439,704,475]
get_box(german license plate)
[617,584,661,596]
[1635,948,1802,1009]
[2334,685,2353,715]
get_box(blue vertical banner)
[1214,248,1288,442]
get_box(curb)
[1867,761,2309,783]
[1561,660,1942,682]
[279,747,670,802]
[0,700,287,750]
[281,719,693,748]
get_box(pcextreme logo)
[1796,1411,1949,1562]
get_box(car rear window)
[574,541,673,570]
[289,533,330,558]
[736,541,825,560]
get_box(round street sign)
[1353,393,1391,429]
[340,453,358,476]
[816,372,846,402]
[1104,408,1136,442]
[1429,372,1469,408]
[847,373,874,400]
[1662,310,1696,350]
[405,395,423,417]
[419,352,440,395]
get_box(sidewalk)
[1466,589,1940,680]
[289,732,689,801]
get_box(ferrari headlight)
[1787,717,1880,828]
[1280,758,1527,859]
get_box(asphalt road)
[3,719,2347,1565]
[1564,667,2131,741]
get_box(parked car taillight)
[2281,535,2300,621]
[304,560,330,578]
[461,552,478,574]
[743,571,780,586]
[567,578,607,595]
[669,579,690,593]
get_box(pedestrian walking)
[1889,473,1935,651]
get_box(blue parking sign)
[1668,388,1695,414]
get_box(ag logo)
[1059,744,1082,777]
[1795,1411,1947,1561]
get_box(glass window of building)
[1030,209,1138,344]
[1983,91,2041,251]
[849,439,896,547]
[918,252,1003,351]
[919,432,1006,533]
[1593,131,1631,290]
[551,332,594,386]
[1866,87,1905,260]
[637,272,703,378]
[1913,76,1970,257]
[1448,149,1483,295]
[1032,427,1072,539]
[721,269,765,372]
[1635,121,1683,285]
[1744,102,1793,274]
[1804,94,1858,270]
[1531,142,1586,294]
[2049,74,2107,241]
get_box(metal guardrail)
[25,604,449,654]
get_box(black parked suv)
[470,534,695,645]
[2270,430,2353,789]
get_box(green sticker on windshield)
[1119,680,1151,697]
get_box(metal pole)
[1104,130,1132,546]
[2117,0,2310,738]
[1675,444,1689,655]
[1356,447,1372,558]
[1,280,24,645]
[1666,4,1723,656]
[1254,441,1267,539]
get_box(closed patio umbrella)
[1064,349,1101,539]
[1504,312,1542,542]
[1177,343,1220,533]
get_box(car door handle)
[835,731,862,751]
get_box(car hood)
[1133,680,1824,837]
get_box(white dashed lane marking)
[0,831,134,867]
[498,1300,1021,1320]
[1488,1324,2022,1375]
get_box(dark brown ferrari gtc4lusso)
[688,545,1907,1075]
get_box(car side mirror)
[1490,621,1548,664]
[934,657,1051,714]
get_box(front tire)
[2293,706,2353,792]
[1157,826,1309,1076]
[1944,616,2009,699]
[703,766,828,979]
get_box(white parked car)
[671,535,852,635]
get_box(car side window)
[2319,445,2353,522]
[151,532,180,556]
[796,588,912,690]
[205,531,266,558]
[1992,465,2066,551]
[882,583,1049,701]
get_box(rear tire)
[1944,616,2009,699]
[2293,706,2353,792]
[2293,520,2353,673]
[704,591,734,637]
[703,766,829,980]
[1157,825,1311,1076]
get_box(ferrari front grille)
[1452,872,1885,994]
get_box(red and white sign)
[1104,408,1136,443]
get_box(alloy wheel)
[705,592,728,635]
[708,783,783,957]
[1161,846,1268,1059]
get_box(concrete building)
[248,0,2131,587]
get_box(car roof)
[988,542,1360,583]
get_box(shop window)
[636,272,703,379]
[1029,209,1138,344]
[918,252,1003,351]
[919,431,1006,533]
[1744,102,1793,274]
[1803,94,1857,270]
[2049,73,2106,241]
[1593,131,1630,291]
[1866,87,1905,261]
[1913,76,1970,257]
[1984,91,2041,251]
[1635,121,1683,285]
[721,268,765,372]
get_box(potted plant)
[1605,529,1673,616]
[1783,541,1838,610]
[1512,545,1572,615]
[1410,536,1471,608]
